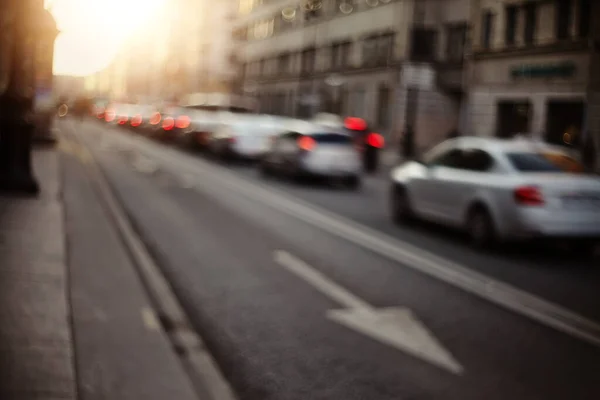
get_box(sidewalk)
[0,145,202,399]
[0,149,76,399]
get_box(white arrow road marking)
[274,250,464,375]
[141,307,160,331]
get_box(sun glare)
[49,0,166,76]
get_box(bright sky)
[47,0,166,76]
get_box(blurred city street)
[1,0,600,399]
[41,118,600,399]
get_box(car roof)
[454,136,574,156]
[281,119,349,135]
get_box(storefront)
[468,52,590,148]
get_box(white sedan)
[208,114,285,161]
[390,136,600,252]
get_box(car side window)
[461,148,494,172]
[430,148,464,168]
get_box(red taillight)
[344,117,367,131]
[514,186,544,206]
[367,132,384,148]
[175,115,191,129]
[105,111,115,122]
[118,116,128,125]
[162,117,175,131]
[298,136,316,151]
[150,112,161,125]
[131,114,142,127]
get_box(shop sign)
[510,62,576,79]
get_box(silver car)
[208,114,284,161]
[390,136,600,250]
[260,120,362,189]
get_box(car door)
[448,148,497,224]
[411,147,465,222]
[278,131,301,170]
[428,147,496,226]
[268,131,295,170]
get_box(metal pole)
[401,0,425,158]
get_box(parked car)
[390,136,600,251]
[176,92,258,151]
[208,114,285,162]
[260,119,362,189]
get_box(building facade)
[235,0,470,150]
[86,0,237,101]
[468,0,593,150]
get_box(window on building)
[579,0,591,37]
[252,18,274,40]
[376,84,390,128]
[446,24,467,62]
[331,43,340,69]
[362,36,378,66]
[481,11,494,49]
[340,42,351,67]
[410,28,438,61]
[377,33,394,65]
[301,48,316,73]
[331,41,351,69]
[259,59,266,76]
[278,53,290,75]
[524,3,537,45]
[505,5,517,46]
[496,101,531,138]
[556,0,572,40]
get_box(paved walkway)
[0,143,203,399]
[0,148,77,399]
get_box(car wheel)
[391,185,413,224]
[466,206,495,249]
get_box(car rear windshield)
[312,133,353,144]
[506,152,583,173]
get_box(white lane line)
[87,122,600,349]
[141,307,160,331]
[274,250,464,374]
[274,250,373,311]
[70,124,239,400]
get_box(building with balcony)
[468,0,595,150]
[234,0,469,149]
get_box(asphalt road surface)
[59,119,600,400]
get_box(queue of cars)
[94,95,371,189]
[92,96,599,251]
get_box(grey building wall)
[468,0,592,144]
[236,0,469,151]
